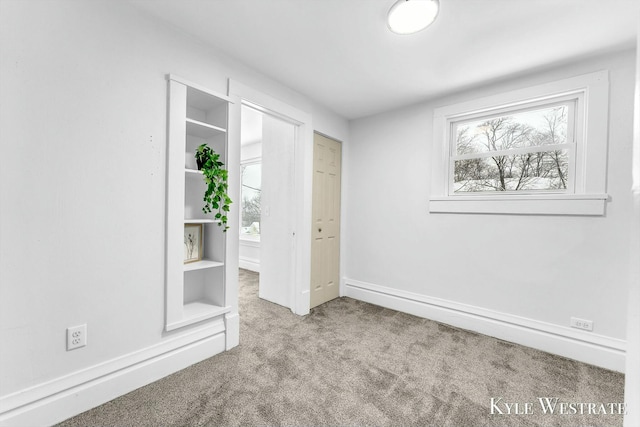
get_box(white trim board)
[344,278,626,372]
[0,322,226,427]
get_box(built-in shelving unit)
[165,75,236,335]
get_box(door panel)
[310,133,341,309]
[259,114,296,308]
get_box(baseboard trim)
[225,313,240,349]
[239,256,260,272]
[0,320,227,427]
[296,290,310,316]
[344,278,626,372]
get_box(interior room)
[1,0,638,426]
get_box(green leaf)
[195,144,232,228]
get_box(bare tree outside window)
[452,104,571,193]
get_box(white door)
[259,114,296,308]
[310,133,341,309]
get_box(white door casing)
[228,80,313,315]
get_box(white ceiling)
[129,0,639,120]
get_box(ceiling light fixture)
[387,0,439,35]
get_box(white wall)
[239,239,260,272]
[623,32,640,427]
[0,0,347,423]
[344,49,636,371]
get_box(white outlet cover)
[67,324,87,350]
[570,317,593,331]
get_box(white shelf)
[185,168,203,175]
[184,259,224,272]
[186,118,226,138]
[165,301,231,331]
[184,219,221,224]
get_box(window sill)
[429,194,608,216]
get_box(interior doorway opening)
[239,103,298,310]
[230,80,313,316]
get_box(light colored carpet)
[58,269,625,426]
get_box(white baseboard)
[296,290,310,316]
[344,278,626,372]
[225,312,240,349]
[0,321,227,427]
[239,256,260,272]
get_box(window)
[430,71,609,215]
[452,99,575,194]
[240,162,261,240]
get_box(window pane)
[455,105,568,155]
[453,149,568,192]
[241,163,261,237]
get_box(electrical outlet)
[570,317,593,331]
[67,324,87,350]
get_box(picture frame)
[184,224,203,263]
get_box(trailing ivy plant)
[195,144,232,231]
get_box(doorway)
[231,80,313,315]
[239,104,297,309]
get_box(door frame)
[228,80,313,316]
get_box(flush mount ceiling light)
[387,0,439,35]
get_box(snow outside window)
[430,71,610,216]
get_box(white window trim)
[430,70,609,216]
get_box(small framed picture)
[184,224,203,263]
